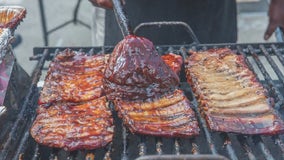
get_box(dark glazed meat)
[104,35,199,137]
[31,96,113,151]
[161,53,183,75]
[31,49,113,151]
[38,49,109,105]
[104,35,179,101]
[114,89,199,137]
[185,48,284,135]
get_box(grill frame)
[1,43,284,160]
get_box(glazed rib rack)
[1,43,284,160]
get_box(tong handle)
[133,21,200,44]
[111,0,131,37]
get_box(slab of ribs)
[185,48,284,134]
[30,49,114,151]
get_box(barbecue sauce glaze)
[104,35,179,101]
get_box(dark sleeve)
[104,0,237,45]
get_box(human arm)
[88,0,125,9]
[264,0,284,40]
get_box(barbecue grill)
[0,40,283,160]
[2,3,284,160]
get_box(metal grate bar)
[220,133,238,160]
[252,136,275,160]
[190,139,199,154]
[174,138,180,155]
[155,137,163,155]
[48,149,57,160]
[260,45,284,86]
[122,125,128,160]
[103,143,112,160]
[271,44,284,66]
[31,144,39,160]
[236,135,257,160]
[272,135,284,158]
[247,45,283,109]
[247,45,279,160]
[12,129,35,160]
[138,136,147,156]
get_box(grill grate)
[1,43,284,160]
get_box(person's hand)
[88,0,113,9]
[264,0,284,40]
[88,0,125,9]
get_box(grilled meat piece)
[0,6,26,29]
[185,48,284,135]
[32,49,114,151]
[114,89,199,137]
[161,53,183,75]
[31,96,113,151]
[104,35,199,137]
[39,49,109,105]
[104,35,179,101]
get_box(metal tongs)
[111,0,132,37]
[111,0,200,44]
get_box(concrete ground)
[0,0,279,75]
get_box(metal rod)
[138,136,147,156]
[12,126,37,160]
[121,125,128,160]
[272,135,284,159]
[220,133,238,160]
[189,138,200,155]
[174,138,180,155]
[271,44,284,68]
[134,21,200,44]
[155,137,163,155]
[38,0,48,46]
[73,0,81,23]
[111,0,131,37]
[252,136,275,160]
[247,45,283,109]
[31,144,39,160]
[237,135,257,160]
[260,45,284,85]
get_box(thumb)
[264,22,277,40]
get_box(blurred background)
[0,0,278,75]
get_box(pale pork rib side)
[185,48,284,135]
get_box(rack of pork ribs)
[30,49,114,151]
[184,48,284,135]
